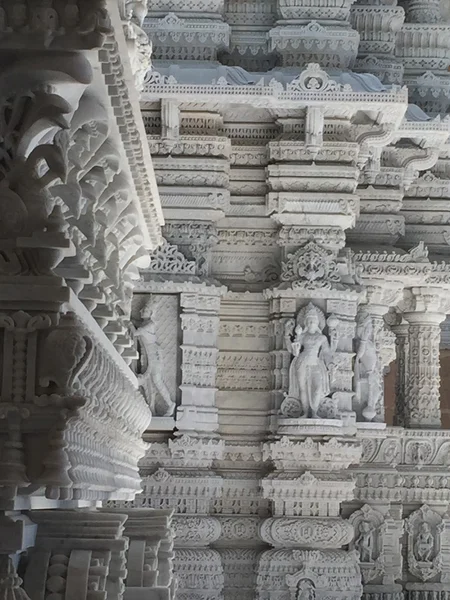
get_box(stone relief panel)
[405,505,450,583]
[354,311,383,422]
[133,293,181,417]
[282,303,335,419]
[349,504,403,586]
[281,302,348,421]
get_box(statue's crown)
[304,302,319,319]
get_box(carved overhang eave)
[0,0,112,50]
[103,0,165,250]
[401,163,450,252]
[351,243,432,292]
[379,116,450,202]
[0,0,170,508]
[0,1,164,251]
[404,71,450,115]
[0,295,151,506]
[141,63,408,121]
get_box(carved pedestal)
[103,508,176,600]
[115,435,225,600]
[258,438,362,600]
[23,510,129,600]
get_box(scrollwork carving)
[281,241,340,289]
[260,517,354,548]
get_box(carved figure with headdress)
[282,303,333,418]
[135,301,175,417]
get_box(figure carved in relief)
[297,579,315,600]
[123,0,152,92]
[355,521,375,563]
[135,303,175,417]
[414,523,434,562]
[355,312,382,421]
[282,303,333,419]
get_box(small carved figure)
[135,302,175,417]
[355,521,375,563]
[355,312,382,421]
[282,303,332,419]
[125,0,148,27]
[39,328,92,391]
[297,579,315,600]
[123,0,152,92]
[414,523,434,562]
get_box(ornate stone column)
[255,238,365,600]
[392,322,409,428]
[0,1,158,510]
[401,288,447,429]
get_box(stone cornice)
[102,0,164,248]
[142,65,408,123]
[134,279,227,294]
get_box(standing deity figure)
[355,312,382,421]
[355,521,375,563]
[123,0,152,93]
[282,303,333,419]
[298,580,315,600]
[414,523,434,562]
[135,302,175,417]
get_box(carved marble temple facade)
[2,1,450,600]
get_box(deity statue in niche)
[355,521,375,563]
[354,312,382,421]
[282,303,334,419]
[297,580,315,600]
[414,523,435,562]
[135,302,175,417]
